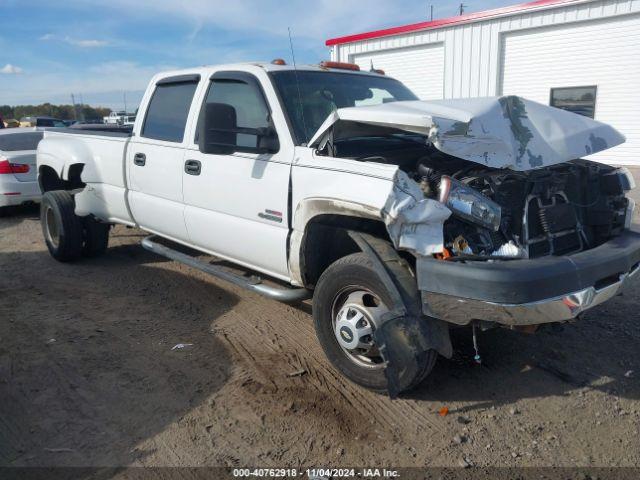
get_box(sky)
[0,0,516,111]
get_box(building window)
[550,86,597,118]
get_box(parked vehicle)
[36,61,640,396]
[103,111,124,125]
[103,111,135,126]
[0,128,43,215]
[20,116,66,128]
[3,119,21,128]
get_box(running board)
[141,236,311,304]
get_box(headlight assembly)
[616,167,636,191]
[439,176,502,231]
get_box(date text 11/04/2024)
[232,468,400,478]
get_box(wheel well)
[39,164,85,193]
[300,214,397,288]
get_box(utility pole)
[430,5,434,21]
[123,92,127,114]
[459,3,466,15]
[71,94,78,121]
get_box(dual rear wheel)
[41,190,110,262]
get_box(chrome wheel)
[44,205,59,248]
[331,287,389,369]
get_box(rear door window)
[142,80,199,142]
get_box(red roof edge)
[326,0,584,46]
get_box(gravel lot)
[1,169,639,469]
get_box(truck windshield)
[269,71,418,145]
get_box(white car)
[0,128,42,215]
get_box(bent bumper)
[418,231,640,326]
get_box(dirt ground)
[1,174,639,470]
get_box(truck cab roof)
[150,61,386,81]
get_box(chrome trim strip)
[423,265,639,326]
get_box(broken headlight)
[617,167,636,191]
[439,176,501,232]
[616,168,636,229]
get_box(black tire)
[313,247,438,394]
[40,190,83,262]
[82,216,110,257]
[0,206,9,218]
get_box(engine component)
[538,202,578,234]
[524,194,583,257]
[492,241,525,258]
[452,235,473,255]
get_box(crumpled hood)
[309,95,625,171]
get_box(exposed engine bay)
[321,130,634,260]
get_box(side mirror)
[198,102,279,155]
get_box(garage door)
[501,14,640,165]
[351,43,444,101]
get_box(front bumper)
[418,230,640,326]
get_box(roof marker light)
[319,61,360,71]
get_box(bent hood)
[309,96,625,171]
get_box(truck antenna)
[288,27,309,145]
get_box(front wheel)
[313,251,437,393]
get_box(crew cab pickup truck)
[37,61,640,396]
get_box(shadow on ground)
[409,290,639,409]
[0,241,239,467]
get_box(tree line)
[0,103,111,121]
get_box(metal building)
[326,0,640,165]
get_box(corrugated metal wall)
[501,13,640,164]
[350,43,445,99]
[331,0,640,164]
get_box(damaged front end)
[313,94,640,368]
[423,158,635,261]
[312,95,640,394]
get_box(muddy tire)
[83,217,110,257]
[313,249,437,394]
[40,190,83,262]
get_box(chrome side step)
[141,236,311,304]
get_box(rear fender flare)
[37,136,92,182]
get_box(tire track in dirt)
[210,286,446,441]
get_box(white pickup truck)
[37,61,640,396]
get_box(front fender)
[288,197,384,286]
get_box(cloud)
[65,37,109,47]
[40,33,109,47]
[0,64,23,74]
